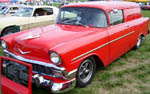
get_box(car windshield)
[56,7,107,28]
[13,7,33,17]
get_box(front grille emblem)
[18,48,31,55]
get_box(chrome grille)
[31,63,53,75]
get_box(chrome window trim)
[72,31,135,61]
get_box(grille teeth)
[32,63,53,75]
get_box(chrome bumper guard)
[33,74,76,93]
[4,50,77,93]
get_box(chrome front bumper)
[51,78,76,93]
[4,50,77,93]
[33,74,76,93]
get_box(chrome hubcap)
[79,59,93,83]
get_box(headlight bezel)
[50,51,61,65]
[1,40,7,49]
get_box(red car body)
[0,1,149,94]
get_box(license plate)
[2,59,29,87]
[0,56,32,94]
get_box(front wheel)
[76,57,96,87]
[134,35,143,49]
[1,27,14,36]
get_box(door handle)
[125,25,130,27]
[17,92,22,94]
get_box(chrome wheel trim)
[137,36,142,48]
[78,59,93,83]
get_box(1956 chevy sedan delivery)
[0,1,149,94]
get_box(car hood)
[10,24,97,62]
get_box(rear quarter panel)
[124,7,149,48]
[127,17,149,48]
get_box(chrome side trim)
[4,50,65,71]
[72,31,135,61]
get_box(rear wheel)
[2,27,14,36]
[76,57,96,87]
[134,35,143,49]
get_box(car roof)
[2,4,22,8]
[22,5,57,9]
[2,5,57,9]
[62,1,139,10]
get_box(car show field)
[0,7,149,94]
[1,0,150,92]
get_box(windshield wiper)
[58,19,76,25]
[75,22,89,28]
[58,19,89,28]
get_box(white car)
[0,6,59,36]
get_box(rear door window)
[109,10,124,25]
[33,8,53,16]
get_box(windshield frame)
[56,7,108,28]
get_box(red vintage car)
[0,1,149,94]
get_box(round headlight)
[50,52,61,65]
[1,40,7,49]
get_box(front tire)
[2,27,14,36]
[76,57,96,87]
[134,35,143,49]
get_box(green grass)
[1,10,150,94]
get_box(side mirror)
[113,9,118,14]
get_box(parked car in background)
[0,5,21,16]
[141,5,150,10]
[0,5,58,36]
[0,1,149,94]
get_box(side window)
[61,11,77,20]
[109,10,124,25]
[43,8,53,15]
[33,8,53,16]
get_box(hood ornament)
[18,48,31,55]
[22,33,40,40]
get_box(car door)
[16,17,30,31]
[29,7,54,29]
[0,56,32,94]
[107,9,134,63]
